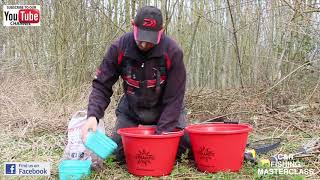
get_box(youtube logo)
[3,5,41,26]
[18,9,40,23]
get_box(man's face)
[135,40,155,52]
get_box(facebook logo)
[4,162,50,176]
[5,164,16,174]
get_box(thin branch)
[164,0,179,31]
[186,15,201,66]
[226,0,244,89]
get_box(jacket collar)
[124,32,165,61]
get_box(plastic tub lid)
[85,130,118,159]
[59,160,92,172]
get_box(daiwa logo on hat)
[143,18,157,28]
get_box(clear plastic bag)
[61,111,105,170]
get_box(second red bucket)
[118,126,184,176]
[185,123,252,173]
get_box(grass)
[2,128,312,180]
[1,113,319,180]
[1,74,319,179]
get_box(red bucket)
[185,123,252,172]
[117,127,184,176]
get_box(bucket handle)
[161,131,182,135]
[137,125,182,135]
[199,119,240,124]
[138,125,156,128]
[196,121,224,124]
[71,110,87,119]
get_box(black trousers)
[110,96,193,163]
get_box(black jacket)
[87,32,186,133]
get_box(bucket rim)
[117,127,184,138]
[185,123,252,134]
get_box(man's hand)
[81,116,98,143]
